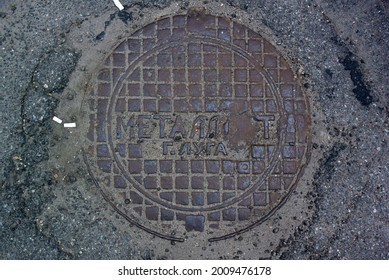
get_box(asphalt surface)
[0,0,388,259]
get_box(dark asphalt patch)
[95,10,133,41]
[32,48,79,93]
[313,142,347,183]
[339,52,373,106]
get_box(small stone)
[66,91,75,100]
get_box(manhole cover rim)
[83,12,312,241]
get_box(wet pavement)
[0,0,388,259]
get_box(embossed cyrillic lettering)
[116,115,136,139]
[190,116,206,139]
[153,115,171,138]
[162,141,174,155]
[169,115,187,138]
[215,143,228,156]
[138,115,151,138]
[254,115,275,139]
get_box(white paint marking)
[113,0,124,10]
[64,123,77,128]
[52,116,63,124]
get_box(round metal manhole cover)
[83,13,311,242]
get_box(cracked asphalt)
[0,0,388,259]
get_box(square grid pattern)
[87,15,309,225]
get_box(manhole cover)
[83,13,311,242]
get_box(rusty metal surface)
[83,13,311,241]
